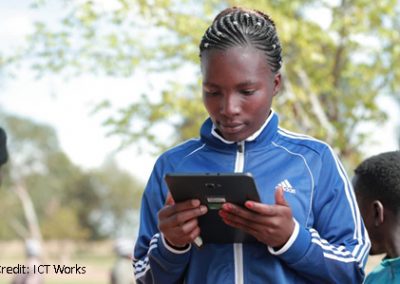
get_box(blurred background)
[0,0,399,283]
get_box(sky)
[0,0,160,182]
[0,0,399,184]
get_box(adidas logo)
[276,179,296,194]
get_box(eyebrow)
[203,80,258,88]
[237,81,258,88]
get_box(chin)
[369,246,385,256]
[220,130,251,142]
[222,134,245,142]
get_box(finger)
[220,209,255,228]
[180,218,200,235]
[170,225,202,246]
[165,192,175,206]
[158,205,205,233]
[160,199,202,218]
[220,213,259,236]
[275,186,289,207]
[220,205,277,231]
[170,205,207,226]
[244,201,276,216]
[221,216,289,247]
[220,203,267,225]
[173,199,203,214]
[221,203,254,218]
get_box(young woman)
[133,7,370,283]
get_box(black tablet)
[164,172,261,244]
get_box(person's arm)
[133,159,206,284]
[132,164,188,284]
[220,146,370,283]
[267,147,370,283]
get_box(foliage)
[65,159,143,239]
[0,112,143,240]
[4,0,400,168]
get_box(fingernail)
[222,204,231,211]
[200,205,207,214]
[245,201,253,208]
[193,199,200,206]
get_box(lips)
[219,122,244,134]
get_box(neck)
[385,218,400,259]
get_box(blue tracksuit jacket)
[133,111,370,283]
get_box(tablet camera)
[205,183,216,190]
[205,183,222,190]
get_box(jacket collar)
[200,110,279,151]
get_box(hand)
[219,187,295,248]
[158,192,208,248]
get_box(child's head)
[353,151,400,256]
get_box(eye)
[240,89,255,96]
[204,90,220,97]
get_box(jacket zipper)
[234,141,245,284]
[235,141,245,172]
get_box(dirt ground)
[0,240,115,284]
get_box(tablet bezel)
[164,172,261,244]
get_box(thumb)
[165,192,175,206]
[275,186,289,207]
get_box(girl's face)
[201,46,281,142]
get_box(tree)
[0,112,62,241]
[4,0,400,168]
[65,159,143,239]
[0,111,143,240]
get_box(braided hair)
[199,7,282,73]
[354,151,400,214]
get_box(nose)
[220,94,240,117]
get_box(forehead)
[352,175,366,195]
[201,46,271,80]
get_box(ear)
[372,200,384,226]
[272,73,282,96]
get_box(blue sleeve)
[269,146,370,283]
[133,157,191,284]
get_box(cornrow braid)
[199,7,282,73]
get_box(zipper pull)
[237,141,244,153]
